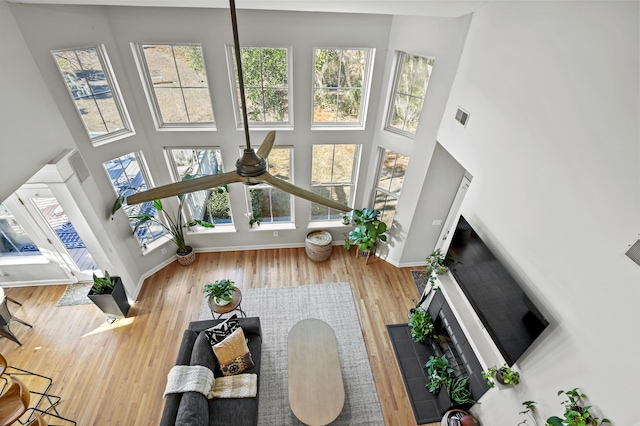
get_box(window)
[134,44,215,130]
[0,204,40,257]
[52,46,133,145]
[373,149,410,227]
[166,149,232,225]
[227,46,291,127]
[247,147,293,224]
[103,153,165,249]
[386,52,435,136]
[310,144,360,220]
[313,48,374,128]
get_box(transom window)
[103,153,165,249]
[227,46,291,127]
[247,147,293,225]
[0,203,40,258]
[386,52,435,136]
[166,149,232,226]
[134,44,215,130]
[313,48,374,128]
[373,149,410,227]
[52,46,133,145]
[310,144,360,221]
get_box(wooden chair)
[0,353,56,420]
[0,377,75,426]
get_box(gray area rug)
[56,282,92,306]
[411,270,427,296]
[199,282,385,425]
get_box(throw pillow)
[203,314,239,347]
[212,327,254,376]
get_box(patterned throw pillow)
[203,314,239,347]
[212,327,254,376]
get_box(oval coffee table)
[288,318,345,425]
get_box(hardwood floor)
[1,247,438,425]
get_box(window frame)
[132,42,216,131]
[225,45,294,131]
[372,148,409,228]
[384,51,435,138]
[309,143,361,222]
[52,44,135,146]
[311,47,375,130]
[165,147,234,228]
[244,145,295,227]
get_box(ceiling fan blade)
[256,131,276,159]
[258,173,352,212]
[126,171,247,205]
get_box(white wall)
[437,2,639,424]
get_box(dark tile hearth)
[387,324,441,424]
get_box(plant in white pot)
[204,279,237,308]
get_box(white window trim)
[309,143,361,222]
[371,147,407,225]
[52,44,135,146]
[384,51,435,139]
[310,47,375,131]
[131,42,216,131]
[225,45,294,130]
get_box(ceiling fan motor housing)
[236,149,268,177]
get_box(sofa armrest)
[160,329,198,426]
[188,317,262,339]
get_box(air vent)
[455,108,469,127]
[625,239,640,267]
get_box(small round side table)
[208,288,246,319]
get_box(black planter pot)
[88,276,131,321]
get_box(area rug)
[412,270,428,296]
[199,282,385,425]
[56,282,92,306]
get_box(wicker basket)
[177,247,196,266]
[305,230,333,262]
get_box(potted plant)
[204,279,237,307]
[88,271,130,322]
[482,364,520,388]
[448,376,476,407]
[343,208,387,259]
[423,248,451,291]
[341,214,351,225]
[547,388,610,426]
[425,355,454,395]
[408,307,437,342]
[112,192,213,266]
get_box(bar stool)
[0,289,31,345]
[0,376,75,425]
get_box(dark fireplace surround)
[388,290,490,424]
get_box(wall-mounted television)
[446,216,549,365]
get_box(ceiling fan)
[126,0,351,213]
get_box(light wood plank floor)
[1,247,438,426]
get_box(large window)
[227,46,291,127]
[0,204,40,258]
[312,48,374,128]
[166,149,232,226]
[247,147,293,225]
[373,149,410,227]
[310,144,360,220]
[52,46,133,145]
[386,52,435,136]
[134,44,215,130]
[103,153,165,249]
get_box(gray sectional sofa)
[160,317,262,426]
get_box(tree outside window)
[386,52,434,136]
[310,144,360,220]
[248,147,293,224]
[313,48,373,127]
[373,149,410,228]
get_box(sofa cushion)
[175,392,208,425]
[212,327,254,376]
[203,314,239,346]
[191,332,216,373]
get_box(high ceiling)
[5,0,487,18]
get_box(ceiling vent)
[455,108,469,127]
[625,239,640,267]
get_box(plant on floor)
[425,354,454,394]
[546,388,610,426]
[408,307,437,342]
[482,364,520,388]
[91,270,115,295]
[204,279,236,304]
[343,208,387,253]
[448,376,476,406]
[517,400,538,426]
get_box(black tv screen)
[446,216,548,365]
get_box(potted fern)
[88,271,130,321]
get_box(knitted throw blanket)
[209,373,257,399]
[163,365,214,398]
